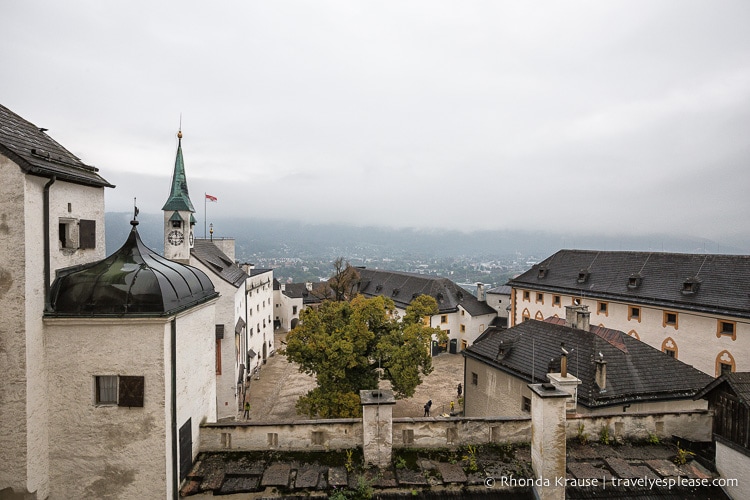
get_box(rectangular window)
[665,349,676,358]
[663,311,678,328]
[522,396,531,413]
[216,340,222,375]
[536,293,544,304]
[58,218,79,249]
[461,309,465,316]
[460,324,466,333]
[95,375,145,407]
[292,305,298,315]
[720,363,733,375]
[95,375,118,405]
[597,301,608,316]
[441,315,448,324]
[628,306,641,322]
[523,291,530,301]
[552,295,561,307]
[718,320,736,338]
[471,372,478,386]
[461,339,467,351]
[311,431,325,446]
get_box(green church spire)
[162,130,196,212]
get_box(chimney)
[595,357,607,390]
[241,262,255,273]
[280,283,286,292]
[305,281,313,292]
[560,344,568,378]
[476,282,486,302]
[565,305,590,331]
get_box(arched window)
[661,337,677,358]
[716,350,736,377]
[522,308,530,322]
[627,330,640,340]
[535,310,544,320]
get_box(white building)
[507,249,750,377]
[273,280,323,331]
[45,217,219,499]
[354,268,498,353]
[0,103,113,498]
[0,104,219,498]
[161,131,274,419]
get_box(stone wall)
[200,410,711,453]
[200,419,363,452]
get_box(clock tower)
[162,130,196,263]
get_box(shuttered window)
[118,376,145,407]
[94,375,144,407]
[79,219,96,249]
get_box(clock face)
[189,231,195,247]
[168,230,184,246]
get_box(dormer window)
[682,277,701,295]
[577,269,590,284]
[537,266,548,279]
[627,273,643,289]
[391,288,399,297]
[375,285,382,292]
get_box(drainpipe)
[43,175,56,309]
[171,318,178,500]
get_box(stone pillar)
[547,373,582,413]
[529,383,569,500]
[359,389,396,468]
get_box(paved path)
[243,332,464,421]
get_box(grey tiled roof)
[487,285,512,295]
[508,250,750,319]
[356,268,497,317]
[276,281,322,305]
[463,318,712,409]
[695,372,750,406]
[191,240,247,287]
[0,103,113,188]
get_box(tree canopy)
[283,294,445,418]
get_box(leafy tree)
[283,294,445,418]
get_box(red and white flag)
[205,194,218,202]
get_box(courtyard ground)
[244,331,465,421]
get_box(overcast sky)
[3,1,749,246]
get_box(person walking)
[423,399,432,417]
[457,383,462,398]
[243,400,251,420]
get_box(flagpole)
[204,192,207,239]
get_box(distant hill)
[106,212,749,261]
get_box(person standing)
[457,383,462,398]
[243,400,251,420]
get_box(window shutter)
[79,219,96,249]
[118,376,145,407]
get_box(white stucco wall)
[0,159,33,495]
[0,157,106,499]
[510,288,749,376]
[45,317,168,500]
[246,271,274,375]
[189,256,242,420]
[463,357,708,419]
[715,438,750,500]
[173,301,218,473]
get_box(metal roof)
[47,220,217,317]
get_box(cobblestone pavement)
[243,331,465,421]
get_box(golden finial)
[177,130,183,139]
